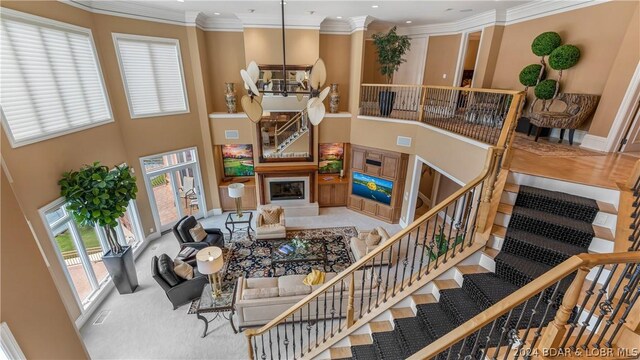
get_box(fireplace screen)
[269,181,305,201]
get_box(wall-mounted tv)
[222,144,254,177]
[319,143,344,174]
[352,172,393,206]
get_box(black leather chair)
[172,216,225,250]
[151,254,208,310]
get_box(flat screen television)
[318,143,344,174]
[222,144,254,177]
[352,172,393,206]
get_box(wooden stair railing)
[410,159,640,360]
[244,87,525,360]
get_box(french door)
[141,148,206,232]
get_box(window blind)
[0,10,112,147]
[113,34,188,118]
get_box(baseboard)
[580,134,608,152]
[549,128,587,144]
[207,208,223,217]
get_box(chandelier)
[239,0,328,125]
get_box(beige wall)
[474,26,504,88]
[464,38,480,71]
[418,164,436,200]
[1,169,89,360]
[423,34,461,86]
[491,1,639,132]
[435,175,462,204]
[349,31,366,114]
[243,28,319,65]
[320,34,351,112]
[363,39,387,84]
[205,31,246,113]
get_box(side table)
[224,211,254,241]
[196,282,237,336]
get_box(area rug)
[512,133,605,157]
[187,226,357,314]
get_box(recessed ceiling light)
[405,20,412,24]
[177,0,184,2]
[336,16,343,19]
[371,5,379,8]
[214,12,221,15]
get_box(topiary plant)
[519,64,544,88]
[531,32,561,56]
[371,26,411,84]
[534,79,557,100]
[59,162,138,254]
[549,44,581,70]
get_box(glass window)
[0,9,112,147]
[113,33,188,118]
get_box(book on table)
[178,247,196,258]
[278,244,295,255]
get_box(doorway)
[414,163,439,220]
[140,148,207,232]
[619,98,640,153]
[460,31,482,88]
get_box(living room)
[1,1,639,359]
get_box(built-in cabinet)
[218,178,258,211]
[318,177,349,207]
[348,145,408,223]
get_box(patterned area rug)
[187,227,357,314]
[512,133,605,157]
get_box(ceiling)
[83,0,533,28]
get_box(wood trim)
[255,165,318,205]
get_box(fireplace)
[269,180,305,201]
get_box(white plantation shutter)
[113,34,188,118]
[0,10,112,147]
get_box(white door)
[620,98,640,152]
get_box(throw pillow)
[157,254,181,286]
[261,208,281,225]
[189,223,207,242]
[303,269,326,286]
[173,259,194,280]
[370,228,379,236]
[365,233,382,247]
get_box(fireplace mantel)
[255,165,317,205]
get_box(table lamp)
[228,183,245,218]
[196,246,224,298]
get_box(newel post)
[475,148,503,234]
[245,329,256,360]
[346,273,356,327]
[538,265,591,351]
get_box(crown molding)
[348,16,374,33]
[319,19,352,35]
[398,10,500,37]
[235,13,326,30]
[505,0,609,25]
[184,11,208,29]
[61,0,188,26]
[200,18,244,32]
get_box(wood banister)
[625,159,640,189]
[408,252,640,360]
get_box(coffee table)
[196,282,237,336]
[270,238,328,275]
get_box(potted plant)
[59,162,139,294]
[371,26,411,116]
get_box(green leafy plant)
[426,225,464,261]
[59,162,138,254]
[534,79,558,100]
[519,64,544,88]
[371,26,411,84]
[549,45,581,70]
[531,32,561,56]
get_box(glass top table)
[196,282,237,336]
[270,238,328,274]
[224,211,254,241]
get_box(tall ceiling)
[76,0,533,28]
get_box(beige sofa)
[255,205,286,240]
[349,226,394,266]
[235,270,379,329]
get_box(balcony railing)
[244,86,525,359]
[359,84,517,145]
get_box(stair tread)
[411,293,437,305]
[439,288,484,324]
[463,273,519,305]
[330,347,353,359]
[510,206,594,248]
[349,334,372,346]
[372,331,404,360]
[498,203,514,214]
[518,185,599,210]
[593,225,615,241]
[511,206,594,233]
[417,303,457,339]
[504,183,520,193]
[596,200,617,214]
[369,321,393,333]
[495,252,552,284]
[491,224,507,238]
[505,228,588,255]
[350,345,378,360]
[394,317,434,356]
[434,279,459,290]
[483,247,499,259]
[457,265,490,275]
[390,307,414,319]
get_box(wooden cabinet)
[218,179,257,211]
[347,145,408,223]
[318,177,348,207]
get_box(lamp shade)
[228,183,245,198]
[196,246,223,275]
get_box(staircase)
[276,125,309,153]
[320,172,620,360]
[275,110,309,154]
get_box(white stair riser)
[495,212,511,227]
[508,172,620,211]
[586,265,612,284]
[588,237,615,254]
[501,191,518,205]
[487,234,505,251]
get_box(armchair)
[528,93,600,145]
[255,205,286,240]
[151,254,208,309]
[172,215,225,250]
[349,227,394,266]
